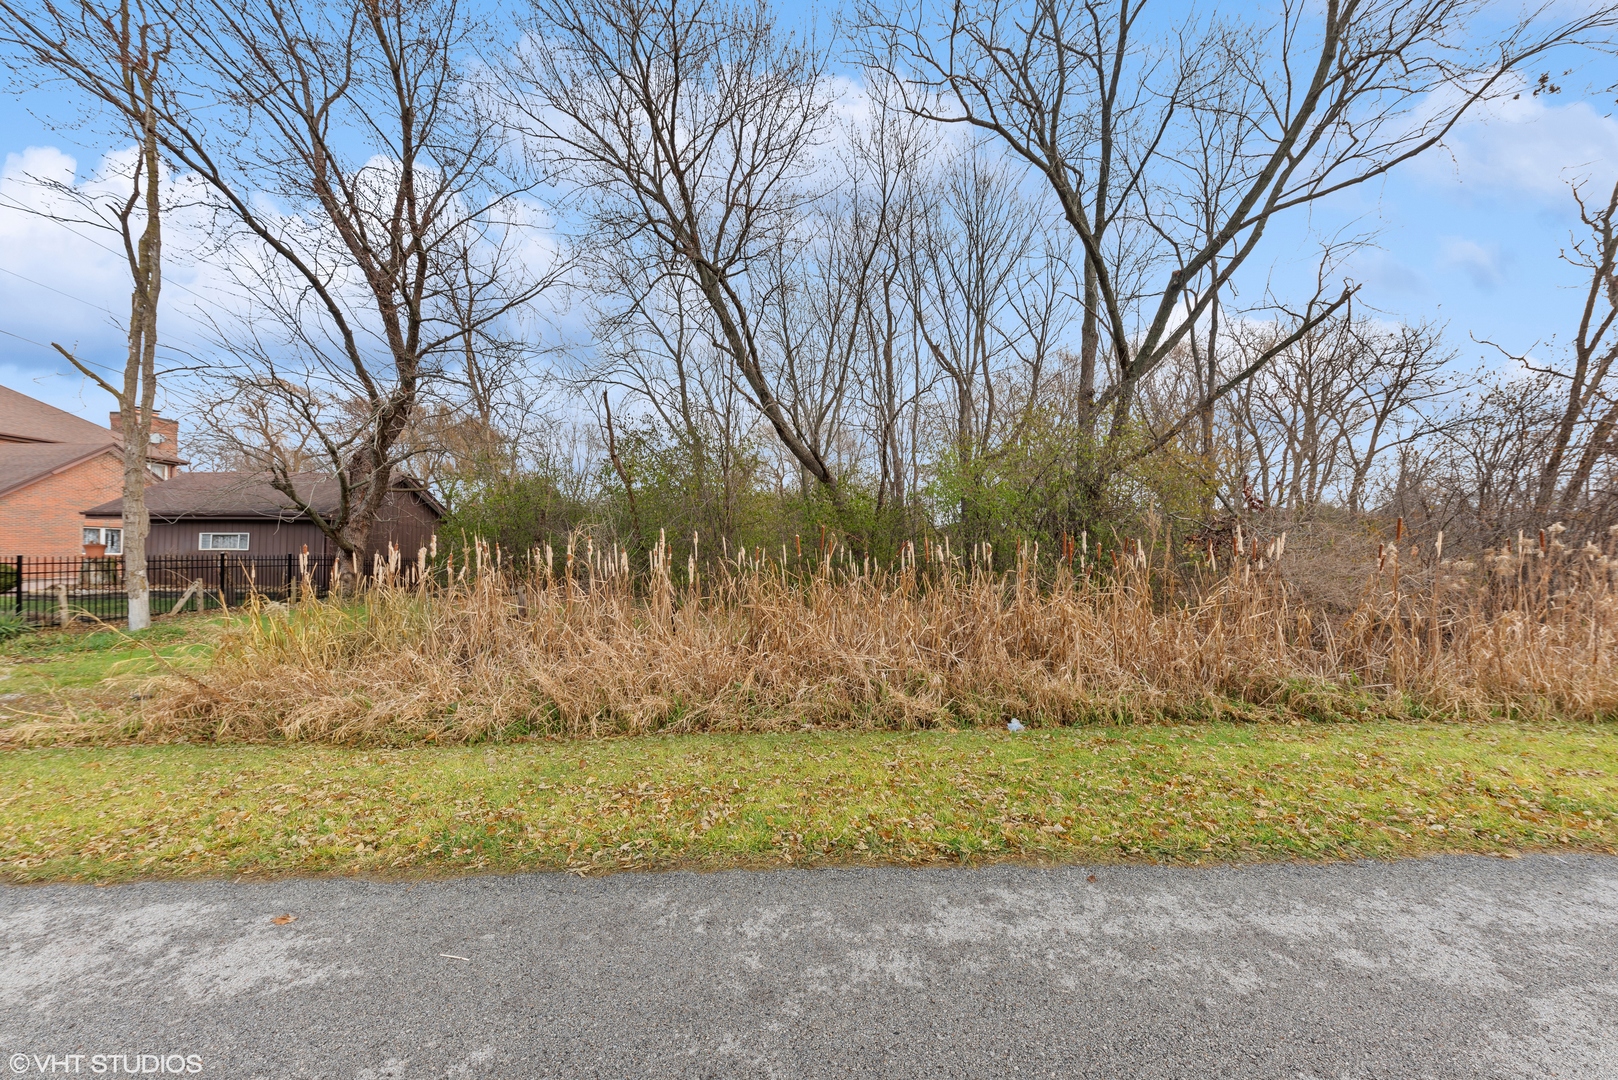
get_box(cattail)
[144,510,1618,745]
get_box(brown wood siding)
[130,518,336,558]
[370,489,439,561]
[85,489,440,563]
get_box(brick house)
[0,384,183,555]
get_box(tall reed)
[143,526,1618,744]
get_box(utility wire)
[1,213,243,310]
[0,326,52,350]
[0,265,119,316]
[0,261,215,359]
[0,326,123,374]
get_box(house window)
[83,528,122,554]
[147,462,170,481]
[199,533,249,551]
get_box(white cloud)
[0,146,141,419]
[0,142,570,426]
[1413,93,1618,202]
[0,145,228,380]
[1353,250,1433,300]
[1438,237,1507,290]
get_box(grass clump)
[0,617,224,742]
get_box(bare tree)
[1402,375,1560,545]
[906,150,1033,477]
[509,0,848,505]
[1514,180,1618,521]
[1211,314,1448,516]
[1229,317,1363,513]
[1340,321,1451,515]
[1,0,174,629]
[845,82,932,524]
[900,147,1079,529]
[866,0,1618,489]
[155,0,556,588]
[590,262,764,543]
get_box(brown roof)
[0,384,116,445]
[0,441,120,499]
[0,384,185,503]
[83,471,445,521]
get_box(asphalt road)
[2,856,1616,1079]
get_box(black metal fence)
[2,555,338,625]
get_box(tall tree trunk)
[122,60,162,632]
[43,0,166,632]
[1079,258,1098,422]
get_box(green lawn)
[6,588,224,625]
[0,617,220,697]
[2,723,1614,882]
[1,618,1613,882]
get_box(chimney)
[110,410,180,461]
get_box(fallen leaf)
[270,914,297,925]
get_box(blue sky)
[2,6,1616,428]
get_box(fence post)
[13,555,22,617]
[218,552,227,611]
[285,553,295,602]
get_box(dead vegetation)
[104,523,1618,746]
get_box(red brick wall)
[109,411,180,461]
[0,452,126,555]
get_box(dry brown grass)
[120,526,1618,745]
